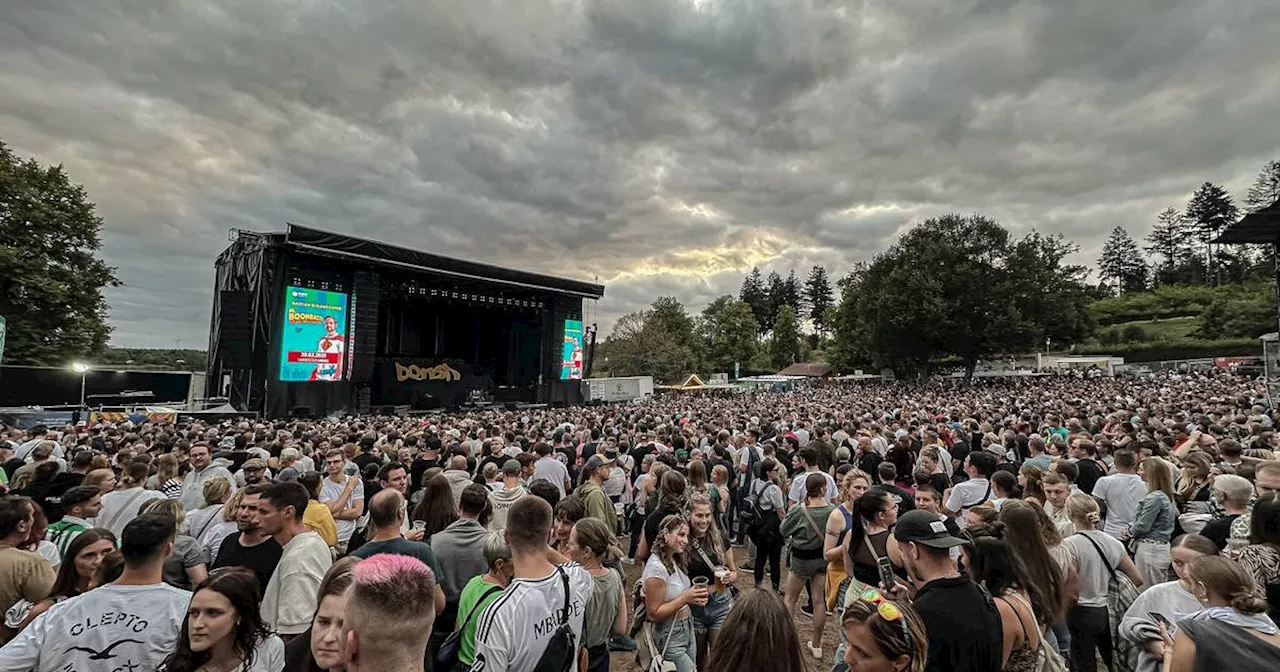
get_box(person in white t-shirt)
[471,496,593,672]
[320,449,364,550]
[787,447,839,506]
[0,513,192,672]
[530,443,572,499]
[944,452,995,527]
[1090,448,1147,540]
[257,482,333,639]
[97,462,167,538]
[342,553,439,672]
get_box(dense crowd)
[1,370,1279,672]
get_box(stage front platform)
[206,224,604,418]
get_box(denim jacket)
[1129,490,1175,543]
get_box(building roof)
[777,363,834,377]
[284,224,605,299]
[1214,199,1280,245]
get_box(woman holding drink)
[685,493,738,669]
[644,514,708,672]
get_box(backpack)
[531,566,577,672]
[738,479,773,529]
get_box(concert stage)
[206,225,604,418]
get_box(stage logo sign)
[560,318,583,380]
[279,286,350,382]
[395,362,461,382]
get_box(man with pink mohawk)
[342,553,438,672]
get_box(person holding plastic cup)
[685,493,737,669]
[644,514,706,672]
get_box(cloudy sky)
[3,0,1280,349]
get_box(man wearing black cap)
[892,510,1002,672]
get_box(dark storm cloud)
[2,0,1279,347]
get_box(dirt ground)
[609,546,842,672]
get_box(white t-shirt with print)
[0,583,189,672]
[470,563,593,672]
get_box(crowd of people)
[0,370,1279,672]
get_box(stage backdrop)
[370,358,492,409]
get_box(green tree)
[830,215,1094,378]
[804,265,834,337]
[1185,182,1239,284]
[738,267,768,334]
[1146,207,1201,286]
[764,270,785,333]
[697,296,759,374]
[1097,226,1149,294]
[603,298,701,383]
[770,305,801,369]
[1244,159,1280,213]
[782,269,804,318]
[0,141,120,364]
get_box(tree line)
[1099,159,1280,293]
[604,157,1280,383]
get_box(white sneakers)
[808,641,823,659]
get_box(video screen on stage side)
[279,286,350,382]
[560,318,584,380]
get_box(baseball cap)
[585,454,615,471]
[243,458,268,470]
[894,510,967,549]
[502,459,522,475]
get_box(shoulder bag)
[437,585,503,670]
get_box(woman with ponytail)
[1062,493,1144,672]
[830,487,900,672]
[568,518,627,672]
[1158,555,1280,671]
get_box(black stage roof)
[281,224,605,299]
[1214,199,1280,245]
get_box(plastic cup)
[412,521,426,532]
[692,576,709,589]
[713,566,729,592]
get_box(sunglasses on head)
[859,588,911,648]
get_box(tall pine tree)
[782,270,804,317]
[804,265,834,338]
[764,270,785,333]
[739,267,768,334]
[1244,159,1280,213]
[1185,182,1239,284]
[770,306,801,369]
[1145,207,1195,285]
[1097,226,1148,294]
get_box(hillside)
[1075,283,1274,361]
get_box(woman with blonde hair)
[153,453,184,499]
[1159,555,1280,670]
[1063,493,1144,672]
[201,488,248,564]
[1131,458,1177,588]
[83,467,118,495]
[1018,464,1046,506]
[187,477,233,545]
[840,589,929,672]
[138,498,208,590]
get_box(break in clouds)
[2,0,1280,347]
